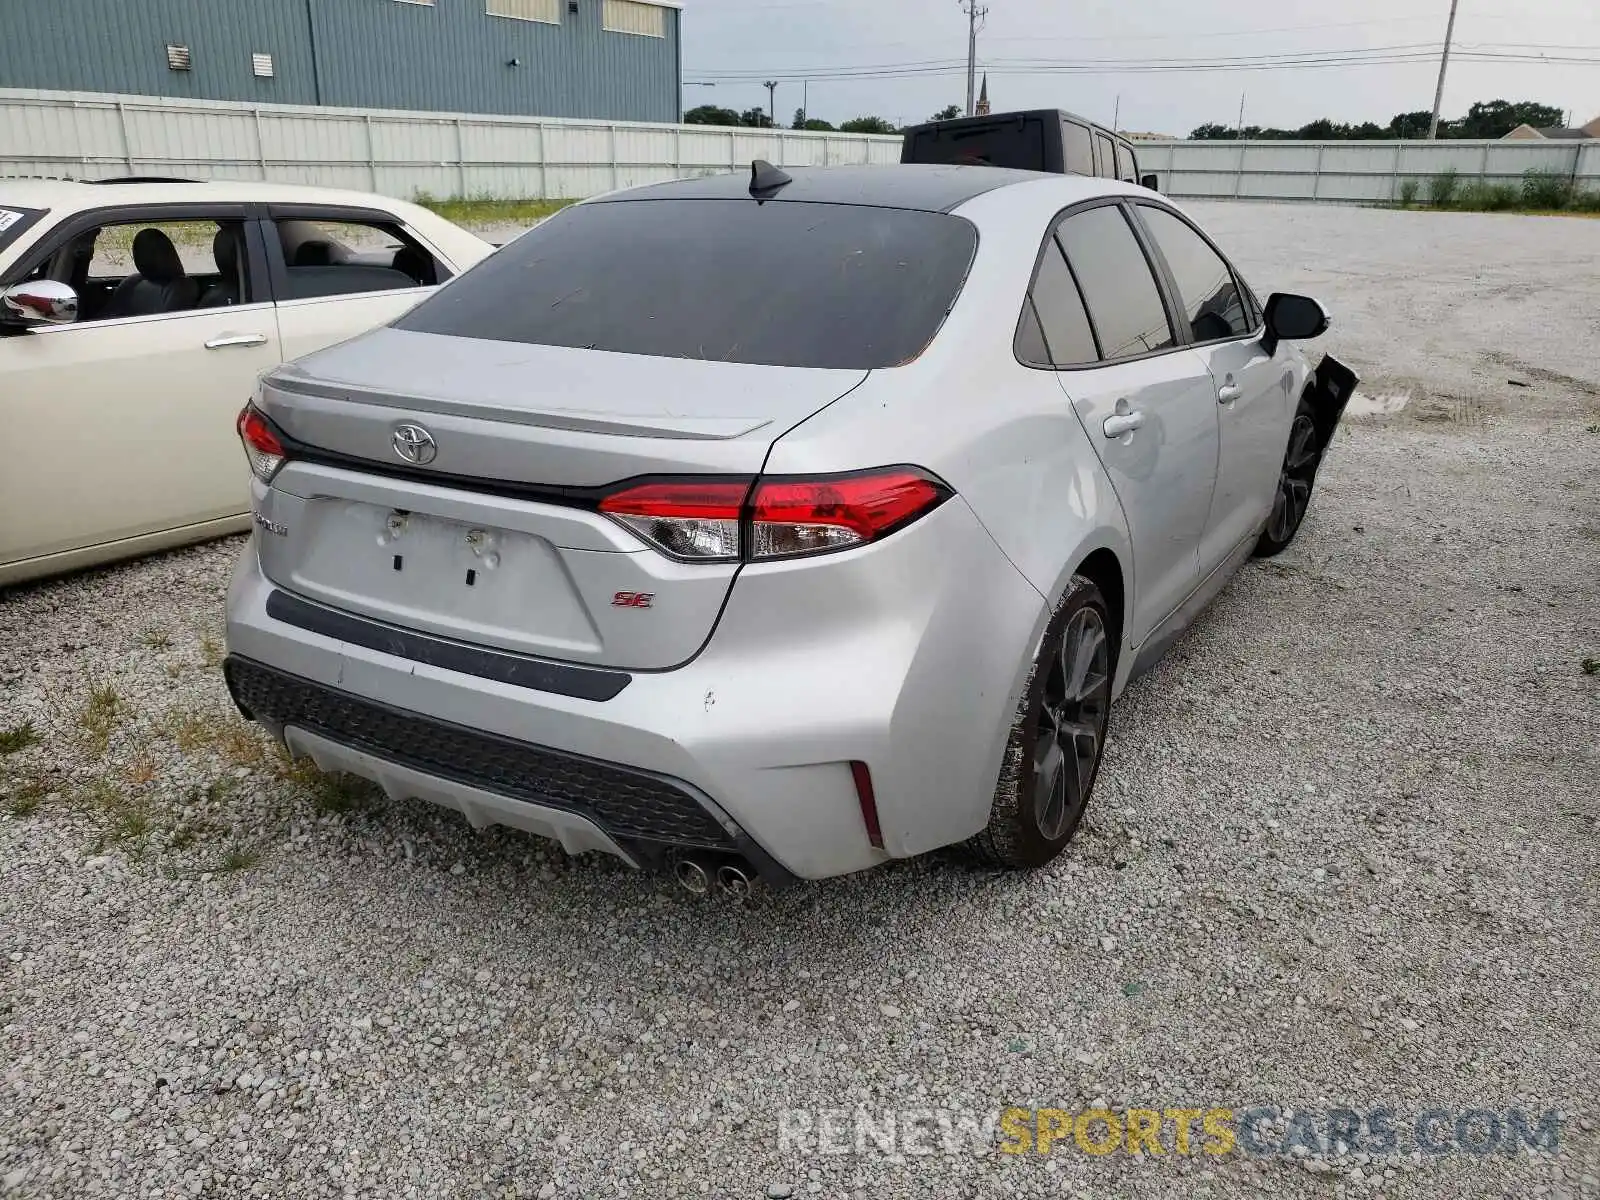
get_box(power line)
[683,45,1600,84]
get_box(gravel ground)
[2,202,1598,1200]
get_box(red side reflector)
[850,760,885,850]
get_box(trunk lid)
[253,327,867,670]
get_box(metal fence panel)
[4,89,1593,204]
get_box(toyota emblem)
[391,423,438,466]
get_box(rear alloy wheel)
[970,575,1113,869]
[1254,397,1322,558]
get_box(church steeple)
[975,74,991,116]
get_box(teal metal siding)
[0,0,319,105]
[0,0,679,122]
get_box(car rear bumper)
[224,496,1045,881]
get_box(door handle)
[1102,411,1145,438]
[1217,383,1242,403]
[204,333,268,350]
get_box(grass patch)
[218,723,268,768]
[164,708,218,753]
[413,192,574,228]
[79,685,122,754]
[123,751,159,790]
[0,723,39,756]
[1522,168,1574,210]
[216,845,260,873]
[1428,168,1460,209]
[309,770,373,816]
[199,635,226,670]
[1583,657,1600,676]
[1397,178,1419,208]
[5,778,48,818]
[141,627,173,651]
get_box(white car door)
[0,209,280,575]
[262,211,455,364]
[1029,203,1220,648]
[1133,204,1291,571]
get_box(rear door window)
[1094,134,1118,179]
[1023,237,1098,366]
[396,199,979,370]
[1137,205,1252,342]
[1056,205,1175,361]
[269,217,444,301]
[1061,122,1095,175]
[1115,141,1138,184]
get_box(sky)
[677,0,1600,135]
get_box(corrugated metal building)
[0,0,682,123]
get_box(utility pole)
[1112,94,1120,134]
[764,80,779,128]
[961,0,989,116]
[1427,0,1460,139]
[1236,91,1246,138]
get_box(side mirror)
[1140,173,1160,192]
[1,280,79,327]
[1261,292,1329,356]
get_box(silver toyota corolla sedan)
[223,164,1356,891]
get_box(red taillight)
[598,479,750,562]
[751,470,948,560]
[597,468,949,563]
[236,403,287,483]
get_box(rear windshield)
[904,120,1048,170]
[0,205,50,257]
[394,199,977,370]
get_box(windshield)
[393,199,978,370]
[0,205,50,258]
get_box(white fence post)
[253,107,268,181]
[455,118,467,197]
[116,101,133,176]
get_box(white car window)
[272,218,443,301]
[17,215,257,324]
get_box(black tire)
[969,574,1113,869]
[1254,395,1324,558]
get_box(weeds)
[79,685,122,754]
[1428,168,1460,208]
[124,752,159,789]
[141,627,173,651]
[217,845,260,873]
[218,723,267,768]
[0,723,39,756]
[1455,182,1519,212]
[1522,168,1574,210]
[309,770,372,816]
[199,635,226,669]
[413,192,574,228]
[1583,657,1600,676]
[5,778,48,818]
[1397,178,1419,208]
[164,708,217,753]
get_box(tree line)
[1190,99,1565,141]
[684,103,965,134]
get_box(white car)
[0,178,493,587]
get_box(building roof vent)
[165,43,192,71]
[252,52,275,78]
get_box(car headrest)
[213,226,241,274]
[293,241,335,267]
[132,228,185,283]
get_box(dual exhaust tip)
[675,856,753,899]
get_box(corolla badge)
[392,423,438,465]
